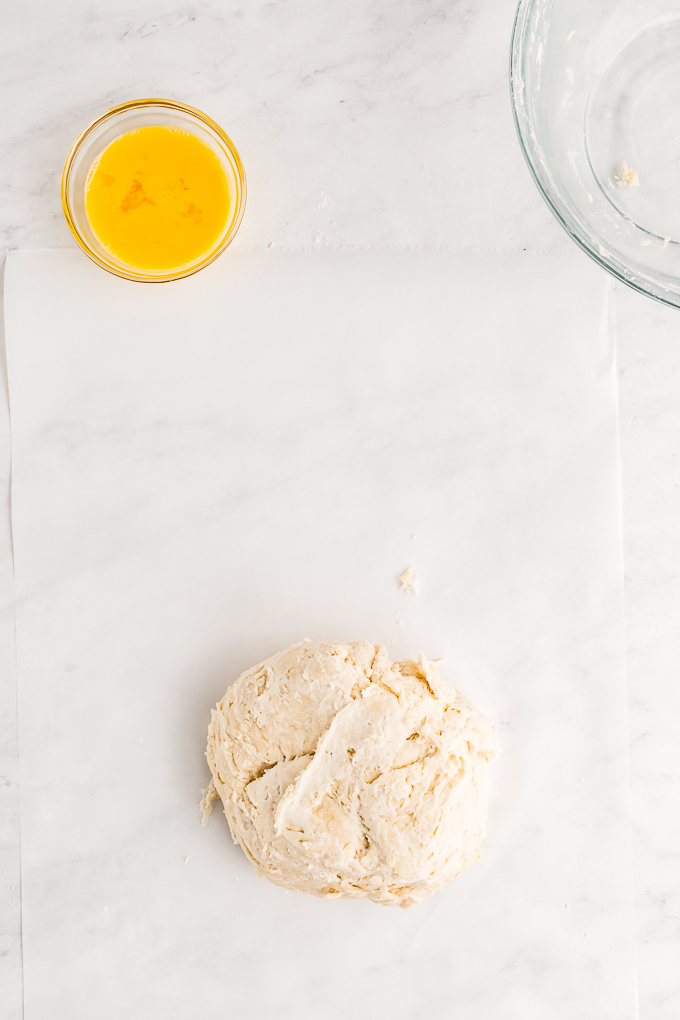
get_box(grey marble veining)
[0,0,678,1017]
[0,0,568,253]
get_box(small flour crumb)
[200,779,218,824]
[567,30,575,41]
[615,161,639,188]
[397,567,419,596]
[566,67,575,85]
[663,236,671,248]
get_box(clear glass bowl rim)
[61,97,247,284]
[510,0,680,310]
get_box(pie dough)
[205,640,498,908]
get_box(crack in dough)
[205,640,498,908]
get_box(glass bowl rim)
[61,97,247,284]
[509,0,680,311]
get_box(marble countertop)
[0,0,678,1016]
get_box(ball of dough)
[205,640,498,908]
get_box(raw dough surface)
[206,640,498,907]
[397,567,418,596]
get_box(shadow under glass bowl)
[61,98,246,283]
[511,0,680,308]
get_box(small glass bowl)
[61,98,246,283]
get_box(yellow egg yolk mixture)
[85,126,230,271]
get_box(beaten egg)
[85,126,230,272]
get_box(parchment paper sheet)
[5,248,636,1019]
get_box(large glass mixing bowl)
[511,0,680,308]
